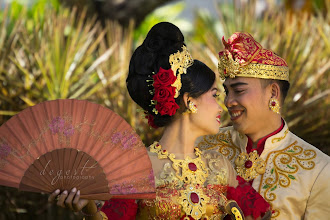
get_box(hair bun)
[127,22,186,126]
[144,35,164,53]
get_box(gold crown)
[218,53,289,81]
[169,45,194,98]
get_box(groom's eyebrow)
[224,82,249,89]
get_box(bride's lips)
[216,115,221,124]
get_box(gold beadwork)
[218,54,289,81]
[169,46,194,98]
[235,150,266,181]
[269,98,280,114]
[149,141,209,219]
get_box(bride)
[49,22,270,220]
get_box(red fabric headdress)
[218,32,289,81]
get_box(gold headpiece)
[169,45,194,97]
[218,53,289,81]
[218,32,289,81]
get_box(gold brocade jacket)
[136,149,238,219]
[197,121,330,219]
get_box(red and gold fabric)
[218,32,289,81]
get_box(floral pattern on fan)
[49,116,75,137]
[111,182,138,194]
[0,142,11,160]
[46,115,94,147]
[47,115,144,152]
[0,141,12,169]
[0,99,156,200]
[0,115,146,166]
[110,171,155,196]
[111,131,140,150]
[110,170,155,197]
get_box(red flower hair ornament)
[145,46,194,128]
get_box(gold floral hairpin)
[169,45,194,98]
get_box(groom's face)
[223,77,272,136]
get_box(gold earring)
[269,98,280,114]
[188,101,198,113]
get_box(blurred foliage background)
[0,0,329,219]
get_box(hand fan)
[0,99,155,200]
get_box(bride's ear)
[183,92,190,109]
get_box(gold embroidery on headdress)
[169,45,194,98]
[218,54,289,81]
[218,32,289,81]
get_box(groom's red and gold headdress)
[218,32,289,81]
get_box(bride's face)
[189,82,223,136]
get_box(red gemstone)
[271,101,276,106]
[190,192,199,203]
[188,163,197,171]
[245,160,253,168]
[162,150,166,152]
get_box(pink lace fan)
[0,99,155,200]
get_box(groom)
[198,32,330,219]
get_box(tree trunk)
[60,0,176,26]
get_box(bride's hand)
[48,188,90,212]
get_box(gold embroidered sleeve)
[202,150,238,187]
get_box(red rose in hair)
[153,86,176,103]
[145,114,158,129]
[153,67,176,88]
[155,99,179,116]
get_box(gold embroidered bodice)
[136,142,237,220]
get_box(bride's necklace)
[149,141,209,219]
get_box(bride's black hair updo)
[127,22,215,127]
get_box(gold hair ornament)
[218,53,289,81]
[169,45,194,98]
